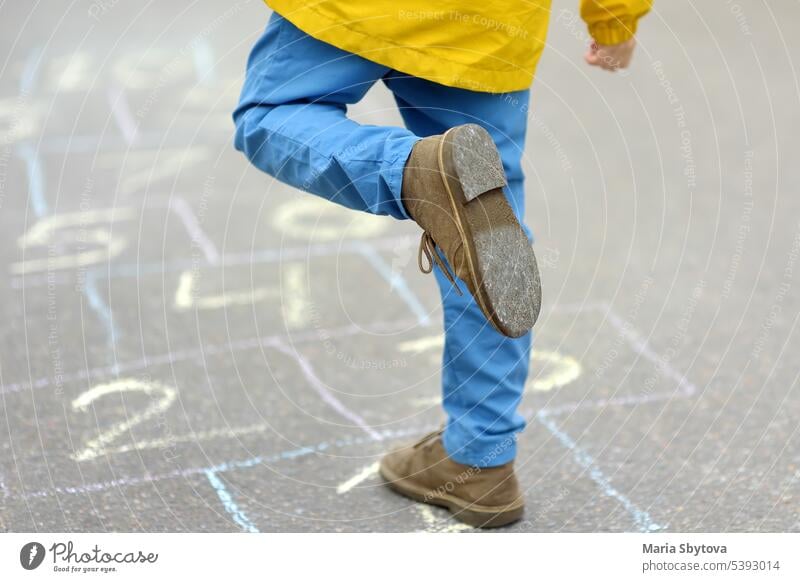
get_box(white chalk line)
[414,505,474,533]
[533,302,697,532]
[173,269,279,311]
[4,299,695,533]
[106,85,138,145]
[353,241,431,327]
[336,462,380,495]
[271,339,383,441]
[168,196,220,265]
[0,317,419,396]
[10,235,414,289]
[536,410,663,532]
[16,426,431,501]
[604,304,697,397]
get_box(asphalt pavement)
[0,1,799,532]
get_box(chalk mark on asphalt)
[107,85,138,145]
[168,196,220,265]
[337,462,380,495]
[536,409,664,533]
[271,339,383,441]
[10,235,415,288]
[0,318,419,396]
[205,470,260,533]
[415,505,473,533]
[3,218,695,536]
[191,38,216,86]
[18,426,430,500]
[19,46,44,95]
[353,241,431,327]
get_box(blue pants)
[234,14,532,467]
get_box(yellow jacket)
[265,0,652,93]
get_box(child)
[234,0,651,527]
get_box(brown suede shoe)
[379,430,525,528]
[402,124,541,338]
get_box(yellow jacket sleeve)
[581,0,653,45]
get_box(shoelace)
[413,428,445,449]
[417,232,463,296]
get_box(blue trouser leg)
[234,15,533,468]
[384,73,533,467]
[233,13,418,219]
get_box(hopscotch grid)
[12,45,106,534]
[3,302,698,532]
[529,302,697,532]
[17,426,429,501]
[36,128,233,154]
[14,66,227,530]
[536,409,663,532]
[600,301,721,528]
[525,302,695,533]
[67,194,417,528]
[9,233,418,289]
[7,89,698,532]
[0,317,419,397]
[270,339,383,441]
[352,241,431,327]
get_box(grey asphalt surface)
[1,1,799,533]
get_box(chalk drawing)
[64,334,381,459]
[17,143,47,216]
[397,335,445,362]
[353,242,431,327]
[99,147,209,195]
[0,317,419,397]
[173,269,277,311]
[168,196,220,265]
[528,351,582,393]
[272,197,388,241]
[536,409,664,532]
[0,97,41,144]
[336,462,380,495]
[11,234,414,289]
[191,38,216,85]
[83,270,121,351]
[107,85,138,145]
[88,420,278,457]
[272,339,382,441]
[415,505,473,533]
[604,306,697,397]
[70,378,177,462]
[282,262,311,328]
[205,470,260,533]
[19,45,43,94]
[19,426,432,500]
[6,297,694,535]
[48,52,91,92]
[11,207,135,275]
[173,263,309,329]
[112,49,193,90]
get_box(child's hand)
[584,38,636,72]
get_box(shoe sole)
[379,461,525,529]
[438,124,541,338]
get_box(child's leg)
[233,14,419,219]
[384,73,533,467]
